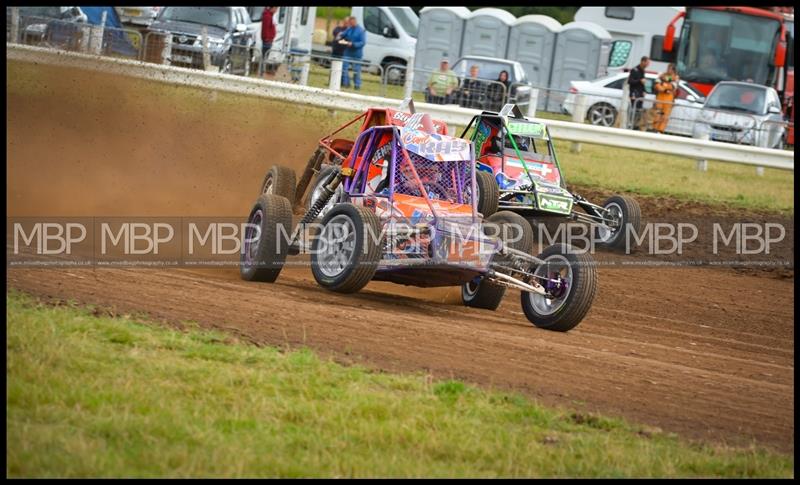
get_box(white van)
[574,6,684,75]
[350,6,418,79]
[246,7,316,57]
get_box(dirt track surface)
[6,62,795,452]
[7,265,795,452]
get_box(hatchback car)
[692,81,786,149]
[149,6,256,74]
[561,71,706,136]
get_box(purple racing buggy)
[241,108,598,331]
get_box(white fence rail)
[7,42,794,171]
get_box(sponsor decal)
[537,194,573,214]
[401,130,470,160]
[474,122,491,153]
[392,110,445,133]
[507,121,545,138]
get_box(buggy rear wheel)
[261,165,297,202]
[521,243,597,332]
[240,193,294,283]
[310,203,382,294]
[595,195,641,251]
[462,211,533,310]
[475,170,499,218]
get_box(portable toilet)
[506,15,561,111]
[546,21,612,112]
[413,6,470,92]
[460,8,515,59]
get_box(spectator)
[330,19,347,59]
[425,55,459,104]
[459,65,486,109]
[261,7,278,77]
[339,16,366,90]
[487,70,511,112]
[653,63,678,133]
[627,56,649,130]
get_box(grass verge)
[6,290,793,478]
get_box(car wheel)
[310,203,382,294]
[475,170,499,217]
[520,243,598,332]
[587,103,617,127]
[240,193,294,283]
[261,165,297,202]
[595,195,642,251]
[461,211,533,311]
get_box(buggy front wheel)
[310,203,382,294]
[521,243,597,332]
[595,195,641,251]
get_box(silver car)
[450,55,532,111]
[692,82,787,149]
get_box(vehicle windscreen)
[677,8,781,86]
[18,7,64,18]
[504,124,551,160]
[452,59,515,83]
[388,7,418,38]
[705,84,767,115]
[159,7,231,30]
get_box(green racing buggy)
[462,104,642,250]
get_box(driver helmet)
[512,134,529,151]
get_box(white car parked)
[561,71,706,137]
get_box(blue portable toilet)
[413,6,470,92]
[460,8,515,59]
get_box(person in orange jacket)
[653,63,679,133]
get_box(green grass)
[552,140,794,214]
[7,59,794,214]
[317,6,351,21]
[6,290,794,478]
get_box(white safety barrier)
[7,43,793,171]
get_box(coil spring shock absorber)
[288,168,348,254]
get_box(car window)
[159,7,232,30]
[605,78,625,90]
[19,7,64,18]
[643,78,654,95]
[364,7,393,36]
[248,7,264,22]
[452,59,514,83]
[706,84,767,114]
